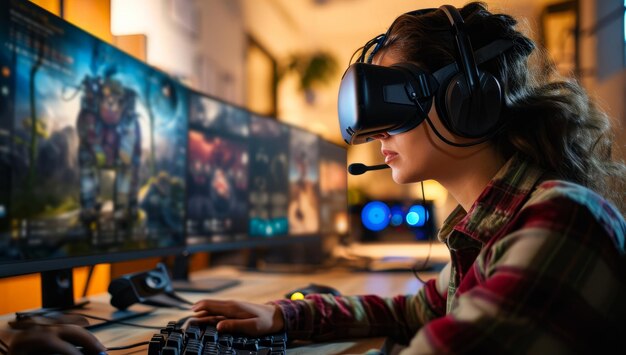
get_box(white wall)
[111,0,196,79]
[111,0,247,106]
[194,0,247,106]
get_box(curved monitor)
[288,126,320,235]
[0,0,188,278]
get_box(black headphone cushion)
[437,70,503,138]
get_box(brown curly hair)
[377,2,625,214]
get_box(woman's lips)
[382,149,398,164]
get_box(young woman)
[192,3,626,353]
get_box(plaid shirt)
[272,155,626,354]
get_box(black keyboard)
[147,320,287,355]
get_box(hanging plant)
[279,51,338,103]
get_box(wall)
[579,0,626,161]
[194,0,247,106]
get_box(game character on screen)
[140,171,185,239]
[76,74,141,227]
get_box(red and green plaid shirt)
[272,155,626,354]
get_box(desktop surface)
[0,265,437,354]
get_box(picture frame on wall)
[540,0,580,78]
[246,35,278,118]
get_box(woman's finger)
[189,315,227,325]
[216,318,266,337]
[192,299,255,319]
[55,324,106,354]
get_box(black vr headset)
[338,5,515,145]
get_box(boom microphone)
[347,163,390,175]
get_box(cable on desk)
[14,299,91,320]
[106,340,150,351]
[62,312,162,329]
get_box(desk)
[0,265,442,354]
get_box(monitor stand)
[11,268,154,330]
[170,254,240,293]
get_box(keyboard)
[147,320,287,355]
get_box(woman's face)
[371,50,473,184]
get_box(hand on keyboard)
[8,324,106,355]
[190,299,284,337]
[148,320,287,355]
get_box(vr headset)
[338,5,514,145]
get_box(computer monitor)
[319,140,348,237]
[185,91,250,245]
[178,97,326,286]
[0,0,188,312]
[287,126,320,235]
[248,113,289,238]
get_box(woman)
[192,3,626,353]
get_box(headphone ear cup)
[437,70,503,138]
[477,71,503,133]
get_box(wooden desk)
[0,265,441,354]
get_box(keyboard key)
[218,335,233,348]
[202,326,218,344]
[186,326,202,340]
[148,334,166,355]
[161,346,179,355]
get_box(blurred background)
[0,0,623,313]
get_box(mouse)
[285,283,341,300]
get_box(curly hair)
[378,2,625,214]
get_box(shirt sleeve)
[270,270,449,343]
[398,194,626,354]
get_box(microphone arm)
[347,163,390,175]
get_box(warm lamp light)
[416,180,448,206]
[334,212,348,235]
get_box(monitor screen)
[319,140,348,236]
[287,127,320,235]
[186,92,250,245]
[248,114,289,238]
[0,0,188,276]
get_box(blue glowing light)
[406,205,429,227]
[361,201,391,231]
[406,211,420,226]
[390,205,404,226]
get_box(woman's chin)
[391,168,422,184]
[391,169,410,184]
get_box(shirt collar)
[437,154,545,245]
